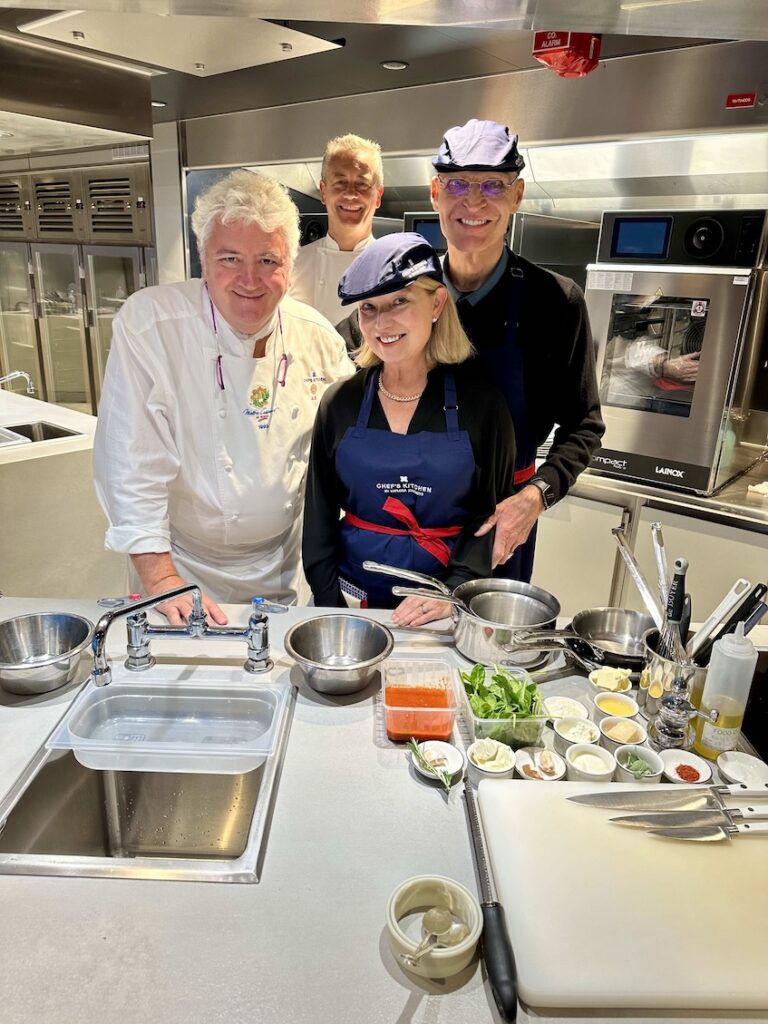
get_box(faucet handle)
[251,596,290,615]
[185,589,207,636]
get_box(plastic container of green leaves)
[459,663,548,750]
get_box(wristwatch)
[527,475,556,510]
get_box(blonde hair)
[191,169,300,269]
[355,278,473,368]
[321,133,384,187]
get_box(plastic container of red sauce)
[382,659,458,743]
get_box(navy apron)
[473,263,538,583]
[335,369,476,608]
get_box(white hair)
[321,133,384,187]
[191,169,300,268]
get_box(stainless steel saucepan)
[362,560,560,667]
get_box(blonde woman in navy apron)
[302,233,516,626]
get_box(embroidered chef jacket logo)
[376,477,433,496]
[304,369,328,402]
[249,384,271,410]
[244,384,276,428]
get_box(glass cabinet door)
[83,246,141,406]
[0,243,43,395]
[32,245,93,414]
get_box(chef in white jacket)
[289,133,384,326]
[93,169,352,625]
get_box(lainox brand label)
[590,449,710,493]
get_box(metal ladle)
[398,906,467,968]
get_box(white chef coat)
[93,278,353,605]
[289,233,373,327]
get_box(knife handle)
[734,804,768,819]
[733,821,768,836]
[481,902,518,1023]
[723,783,768,799]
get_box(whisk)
[657,557,688,662]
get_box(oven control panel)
[597,210,767,267]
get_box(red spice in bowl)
[675,763,701,783]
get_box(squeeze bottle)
[693,623,758,759]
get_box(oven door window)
[599,293,707,418]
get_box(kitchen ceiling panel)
[0,0,766,40]
[19,11,341,76]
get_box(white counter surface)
[0,597,764,1024]
[0,391,95,465]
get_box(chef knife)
[463,783,518,1023]
[568,782,768,811]
[650,821,768,842]
[610,806,768,828]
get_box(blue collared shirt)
[443,247,510,306]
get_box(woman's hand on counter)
[391,595,451,626]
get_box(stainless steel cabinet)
[0,240,151,412]
[84,246,143,405]
[32,244,92,413]
[1,164,151,245]
[0,242,41,389]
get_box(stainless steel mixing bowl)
[284,614,394,695]
[0,613,93,695]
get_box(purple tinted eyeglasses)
[437,176,517,199]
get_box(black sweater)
[302,362,516,607]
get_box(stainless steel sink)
[6,421,83,442]
[0,687,295,883]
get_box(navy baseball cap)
[432,118,526,174]
[338,232,444,306]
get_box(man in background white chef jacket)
[93,170,352,625]
[289,133,384,326]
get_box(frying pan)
[509,608,654,670]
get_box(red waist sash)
[344,495,462,567]
[514,462,536,486]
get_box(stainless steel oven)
[585,210,768,494]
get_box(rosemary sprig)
[406,737,453,791]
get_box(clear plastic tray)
[47,679,290,774]
[459,666,547,750]
[381,658,459,743]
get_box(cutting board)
[478,780,768,1010]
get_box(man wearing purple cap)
[430,118,604,582]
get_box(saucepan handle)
[362,560,452,595]
[391,586,464,607]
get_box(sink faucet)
[0,370,36,396]
[91,583,273,685]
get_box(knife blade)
[567,782,768,811]
[463,784,518,1023]
[610,806,768,828]
[650,821,768,842]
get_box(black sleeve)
[537,281,605,504]
[443,377,516,590]
[335,308,363,359]
[301,385,347,607]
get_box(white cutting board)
[478,780,768,1010]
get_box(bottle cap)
[716,621,755,659]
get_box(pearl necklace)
[378,374,425,403]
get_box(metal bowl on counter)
[284,614,394,695]
[0,613,93,695]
